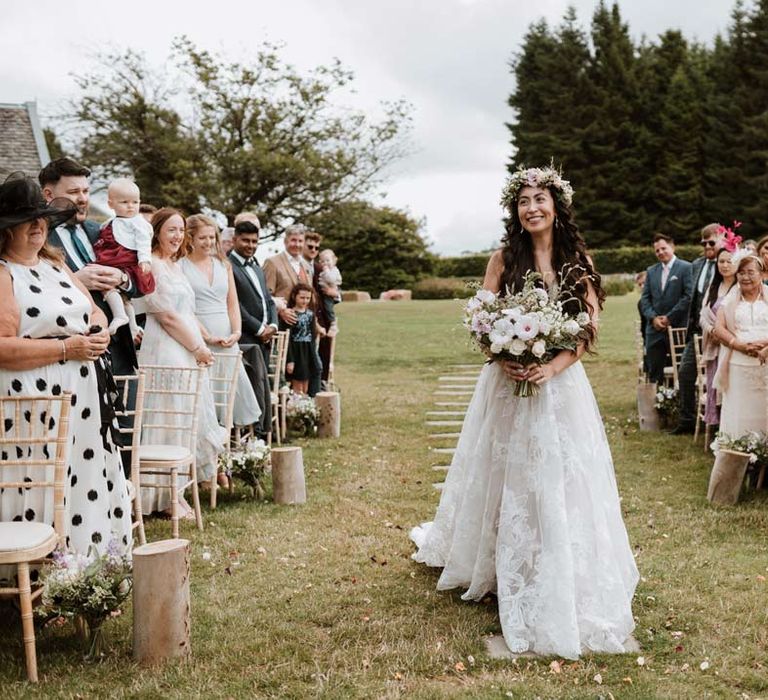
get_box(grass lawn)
[1,294,767,699]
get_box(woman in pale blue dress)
[180,215,261,435]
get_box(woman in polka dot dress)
[0,176,131,563]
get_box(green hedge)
[411,277,479,299]
[433,245,702,276]
[412,274,633,299]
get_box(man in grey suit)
[673,223,722,434]
[639,233,693,386]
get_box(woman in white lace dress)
[138,208,227,518]
[410,166,639,660]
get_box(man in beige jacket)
[263,224,313,324]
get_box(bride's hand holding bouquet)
[464,269,592,397]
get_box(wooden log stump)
[707,450,751,505]
[133,539,191,665]
[637,382,660,431]
[316,391,341,439]
[271,446,306,504]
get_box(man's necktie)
[66,224,92,266]
[298,265,309,284]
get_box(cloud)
[0,0,736,255]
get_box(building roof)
[0,101,50,178]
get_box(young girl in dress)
[281,282,324,394]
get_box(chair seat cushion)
[0,522,56,553]
[139,444,192,462]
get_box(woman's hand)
[501,359,528,381]
[65,330,110,362]
[219,333,240,348]
[286,362,295,375]
[193,345,214,366]
[526,362,556,386]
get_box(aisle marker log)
[315,391,341,439]
[271,446,307,504]
[133,539,191,665]
[636,383,660,431]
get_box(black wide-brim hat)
[0,173,77,230]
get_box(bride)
[410,166,639,660]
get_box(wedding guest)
[743,239,758,254]
[220,226,235,255]
[138,208,227,519]
[302,230,322,282]
[639,233,693,386]
[180,214,261,446]
[263,224,312,324]
[756,235,768,283]
[714,254,768,438]
[0,176,131,561]
[699,246,736,429]
[673,223,721,435]
[39,158,138,377]
[228,215,276,438]
[139,203,157,224]
[281,282,324,395]
[95,178,155,337]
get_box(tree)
[306,201,432,296]
[70,49,202,212]
[53,39,412,239]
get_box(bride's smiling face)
[517,186,555,235]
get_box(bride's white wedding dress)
[410,359,639,660]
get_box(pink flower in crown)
[526,169,538,186]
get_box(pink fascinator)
[717,220,743,253]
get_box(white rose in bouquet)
[563,319,581,336]
[576,311,591,326]
[531,339,546,358]
[475,289,496,304]
[510,338,527,355]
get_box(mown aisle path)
[1,297,767,699]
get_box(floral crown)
[501,164,574,210]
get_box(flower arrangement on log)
[220,438,271,499]
[36,541,132,661]
[285,392,320,436]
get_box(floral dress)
[0,259,132,565]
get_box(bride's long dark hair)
[501,188,605,351]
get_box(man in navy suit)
[639,233,693,386]
[39,158,139,378]
[228,215,277,438]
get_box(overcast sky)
[1,0,736,254]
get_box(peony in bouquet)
[464,270,592,397]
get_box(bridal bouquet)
[464,270,592,397]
